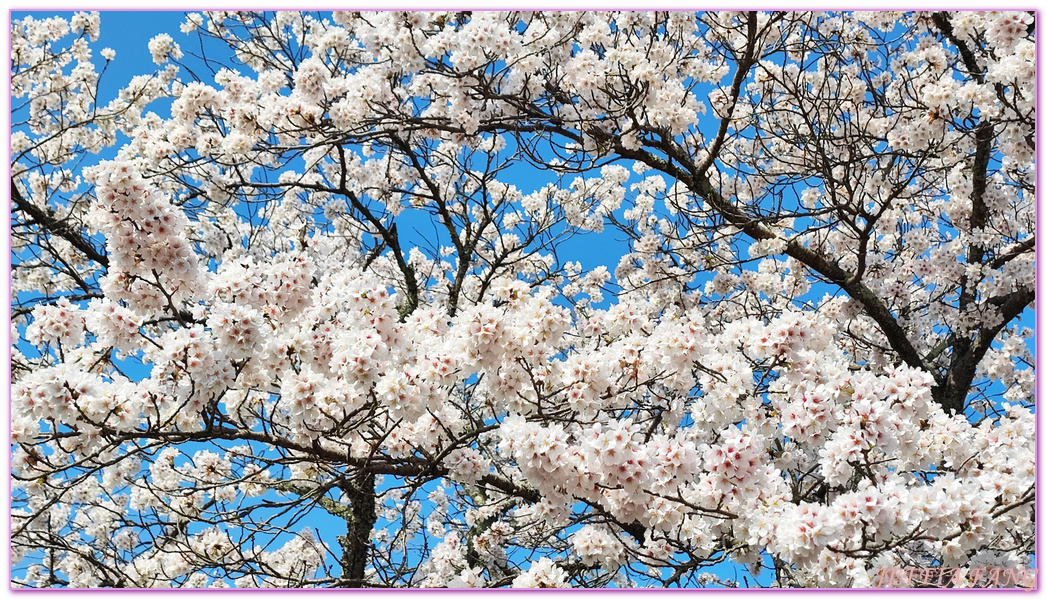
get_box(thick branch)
[599,135,940,384]
[988,237,1035,270]
[696,11,759,178]
[338,473,376,587]
[336,146,419,319]
[935,286,1034,414]
[930,13,986,85]
[12,180,109,269]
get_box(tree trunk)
[339,473,376,587]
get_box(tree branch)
[12,179,109,269]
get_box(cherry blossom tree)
[11,10,1034,588]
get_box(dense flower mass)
[11,10,1034,589]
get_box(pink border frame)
[4,7,1040,594]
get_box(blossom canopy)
[10,10,1035,588]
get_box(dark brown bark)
[338,473,376,587]
[11,179,109,269]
